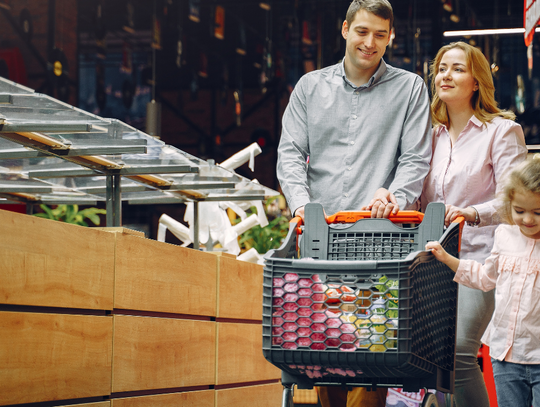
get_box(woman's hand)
[445,205,476,226]
[362,188,400,218]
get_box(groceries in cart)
[263,202,464,394]
[271,273,399,354]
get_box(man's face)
[342,9,391,76]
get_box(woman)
[420,42,527,406]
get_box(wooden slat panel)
[293,388,319,404]
[216,323,281,385]
[95,227,145,237]
[112,315,216,393]
[217,257,263,320]
[111,390,214,407]
[0,209,115,310]
[114,235,217,316]
[216,383,282,407]
[0,312,113,406]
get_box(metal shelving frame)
[0,77,280,249]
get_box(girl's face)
[511,188,540,239]
[435,48,478,108]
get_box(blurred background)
[0,0,538,237]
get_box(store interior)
[0,1,538,407]
[0,0,537,241]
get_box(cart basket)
[262,202,464,393]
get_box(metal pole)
[106,174,122,227]
[193,201,199,250]
[106,174,114,227]
[113,174,121,226]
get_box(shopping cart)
[262,202,464,407]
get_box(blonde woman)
[420,41,527,406]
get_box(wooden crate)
[0,311,113,406]
[216,322,281,386]
[111,390,214,407]
[0,209,115,310]
[112,315,216,393]
[114,234,217,317]
[215,382,282,407]
[216,254,264,321]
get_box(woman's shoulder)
[483,116,524,142]
[485,116,521,130]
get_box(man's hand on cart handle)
[293,205,327,221]
[362,188,400,218]
[293,206,305,220]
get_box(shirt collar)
[339,58,387,89]
[469,115,483,128]
[435,114,485,136]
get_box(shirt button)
[352,115,357,119]
[350,141,355,145]
[344,193,349,197]
[347,167,352,171]
[354,91,359,95]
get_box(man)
[276,0,432,406]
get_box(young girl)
[426,158,540,407]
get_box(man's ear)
[342,20,348,40]
[386,27,393,46]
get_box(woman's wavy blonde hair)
[429,41,515,128]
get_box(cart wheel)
[421,392,439,407]
[444,393,456,407]
[282,384,294,407]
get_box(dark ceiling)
[77,0,526,33]
[76,0,529,84]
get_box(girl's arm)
[425,241,460,271]
[426,239,499,292]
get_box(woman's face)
[435,48,478,108]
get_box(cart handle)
[453,216,465,253]
[290,210,425,227]
[326,210,425,224]
[291,212,465,228]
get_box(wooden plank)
[111,390,214,407]
[216,323,281,385]
[217,257,263,321]
[0,209,115,310]
[114,235,217,316]
[0,312,113,406]
[112,315,216,393]
[216,382,282,407]
[293,388,319,404]
[95,227,145,237]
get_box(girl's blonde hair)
[499,158,540,224]
[429,41,515,128]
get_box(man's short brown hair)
[346,0,394,30]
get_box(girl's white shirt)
[456,224,540,363]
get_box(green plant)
[33,204,106,227]
[236,196,290,254]
[375,275,399,319]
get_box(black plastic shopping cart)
[262,202,464,407]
